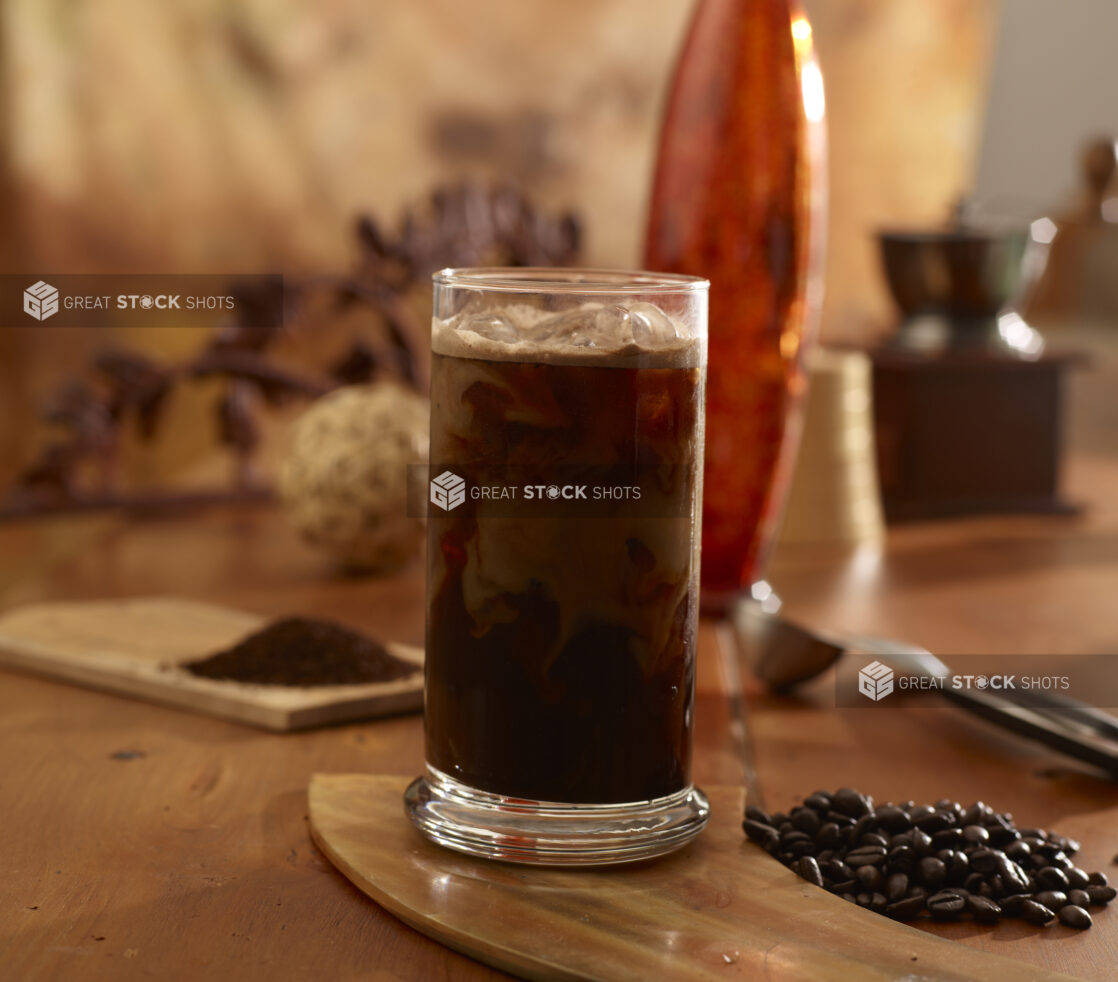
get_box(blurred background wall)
[0,0,997,488]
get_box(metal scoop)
[730,597,1118,781]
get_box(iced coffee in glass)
[405,269,709,865]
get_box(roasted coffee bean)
[1021,900,1056,926]
[820,859,854,882]
[915,810,954,834]
[941,850,969,882]
[911,830,933,855]
[804,791,833,812]
[887,845,916,874]
[918,856,947,888]
[748,789,1109,933]
[745,805,771,825]
[846,845,887,867]
[1065,867,1089,890]
[744,820,780,852]
[969,848,1000,874]
[885,872,909,903]
[1059,905,1092,930]
[849,814,875,845]
[833,787,870,818]
[780,829,813,847]
[961,824,990,846]
[932,828,964,850]
[1035,867,1069,891]
[796,855,824,888]
[997,855,1031,894]
[847,840,887,859]
[927,890,966,918]
[1033,890,1068,911]
[1049,851,1073,871]
[1086,885,1117,906]
[874,805,911,833]
[792,808,822,835]
[962,801,990,825]
[885,895,926,921]
[856,865,884,891]
[1067,889,1091,909]
[908,805,936,826]
[966,895,1003,923]
[816,823,843,850]
[987,826,1020,849]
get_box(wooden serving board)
[0,597,423,731]
[308,774,1085,982]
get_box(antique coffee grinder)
[871,216,1083,520]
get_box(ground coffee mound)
[745,788,1114,930]
[184,616,415,686]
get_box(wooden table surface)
[2,452,1118,981]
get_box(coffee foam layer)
[431,301,702,368]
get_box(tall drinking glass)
[405,268,710,865]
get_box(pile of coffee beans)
[744,789,1115,930]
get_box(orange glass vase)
[644,0,826,607]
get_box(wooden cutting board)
[308,774,1085,982]
[0,597,423,731]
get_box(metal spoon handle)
[847,634,1118,778]
[939,685,1118,779]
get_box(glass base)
[404,766,710,867]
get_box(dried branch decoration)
[2,184,581,520]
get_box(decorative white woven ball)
[279,382,429,572]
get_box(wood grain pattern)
[308,774,1082,982]
[2,449,1118,980]
[0,596,422,731]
